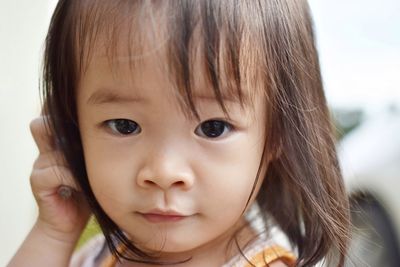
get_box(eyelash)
[102,118,235,139]
[104,119,141,136]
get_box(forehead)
[81,49,257,121]
[84,41,243,93]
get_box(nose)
[136,149,194,191]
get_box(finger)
[30,165,81,195]
[30,116,56,154]
[33,150,68,170]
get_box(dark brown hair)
[41,0,350,266]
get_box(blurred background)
[0,0,399,266]
[309,1,400,266]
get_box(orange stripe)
[244,245,296,267]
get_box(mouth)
[137,209,190,223]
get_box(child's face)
[77,45,267,254]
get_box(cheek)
[80,135,142,212]
[196,138,265,210]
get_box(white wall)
[0,0,56,265]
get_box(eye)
[195,119,233,139]
[105,119,141,135]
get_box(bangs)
[69,0,268,119]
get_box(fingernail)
[58,185,73,199]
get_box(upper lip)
[139,209,187,216]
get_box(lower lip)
[139,213,187,223]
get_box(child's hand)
[29,116,91,245]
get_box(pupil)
[115,119,136,134]
[201,120,225,138]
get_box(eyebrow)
[86,88,245,106]
[86,89,147,105]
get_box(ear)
[274,142,283,159]
[267,139,282,162]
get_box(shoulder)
[70,234,107,267]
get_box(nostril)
[144,180,157,186]
[137,174,193,190]
[174,181,185,187]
